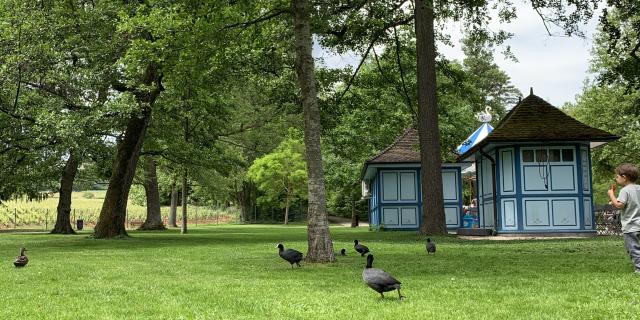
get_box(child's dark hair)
[616,163,639,182]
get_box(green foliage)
[565,84,640,204]
[594,1,640,90]
[247,133,308,213]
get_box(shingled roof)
[457,93,619,161]
[366,128,420,164]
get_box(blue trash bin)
[463,214,474,228]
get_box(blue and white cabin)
[361,129,468,231]
[457,93,619,235]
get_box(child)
[607,163,640,273]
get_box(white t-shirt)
[617,184,640,233]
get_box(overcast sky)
[314,3,601,108]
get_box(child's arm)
[607,185,625,209]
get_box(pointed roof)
[366,128,420,164]
[456,123,493,155]
[457,93,619,161]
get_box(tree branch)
[221,7,290,31]
[335,34,380,106]
[393,25,415,120]
[533,6,553,36]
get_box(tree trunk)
[415,0,446,235]
[139,156,166,230]
[168,181,178,227]
[51,152,79,234]
[236,181,256,223]
[94,107,152,238]
[350,197,358,228]
[284,190,290,225]
[292,0,335,263]
[180,168,188,234]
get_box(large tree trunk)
[236,181,256,223]
[94,107,152,238]
[415,0,446,235]
[94,61,162,239]
[139,156,166,230]
[168,181,178,227]
[292,0,335,263]
[180,168,188,234]
[51,152,79,234]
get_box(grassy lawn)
[1,225,639,319]
[0,191,237,228]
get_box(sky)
[314,3,601,108]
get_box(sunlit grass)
[0,191,237,228]
[1,225,639,319]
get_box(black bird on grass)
[426,238,436,255]
[13,247,28,267]
[277,243,303,268]
[340,248,346,256]
[354,240,369,256]
[362,254,404,300]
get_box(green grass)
[0,191,238,228]
[1,225,639,319]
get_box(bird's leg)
[397,289,405,300]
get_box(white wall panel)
[445,206,459,226]
[382,207,399,225]
[525,200,550,227]
[382,172,398,201]
[442,170,458,201]
[401,207,418,226]
[584,198,593,227]
[500,149,515,194]
[399,172,417,201]
[552,199,577,226]
[550,165,576,191]
[501,200,517,229]
[523,166,548,191]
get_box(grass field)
[0,191,237,228]
[1,225,639,319]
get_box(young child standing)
[607,163,640,273]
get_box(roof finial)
[530,87,533,95]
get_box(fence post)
[14,208,17,229]
[45,208,48,231]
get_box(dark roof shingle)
[458,94,619,160]
[366,128,420,164]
